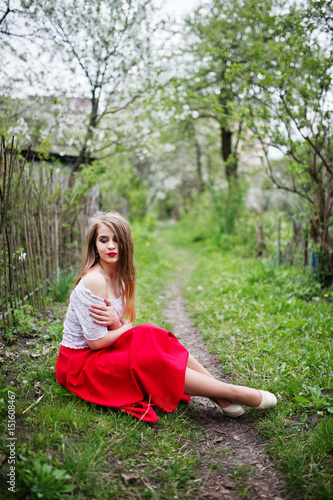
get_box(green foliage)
[170,188,257,257]
[48,268,77,303]
[2,305,46,342]
[176,0,274,179]
[0,95,20,139]
[131,216,186,325]
[98,157,148,221]
[175,0,333,285]
[231,1,333,284]
[18,459,76,499]
[208,180,246,235]
[46,319,65,342]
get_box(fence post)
[311,252,317,274]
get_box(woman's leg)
[187,353,215,378]
[186,353,232,407]
[184,367,262,407]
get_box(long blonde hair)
[74,211,136,322]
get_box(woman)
[55,211,277,423]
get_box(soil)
[162,278,287,500]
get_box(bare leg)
[186,353,231,407]
[184,367,262,407]
[187,353,215,378]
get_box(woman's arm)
[83,273,122,330]
[87,321,133,350]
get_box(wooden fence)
[0,137,98,329]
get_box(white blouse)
[60,279,124,349]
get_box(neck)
[98,262,118,280]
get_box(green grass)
[0,218,202,499]
[1,217,333,499]
[156,224,333,500]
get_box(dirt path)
[162,278,286,500]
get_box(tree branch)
[0,3,11,26]
[279,91,331,171]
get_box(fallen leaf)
[121,472,138,485]
[43,345,56,354]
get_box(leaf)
[311,386,322,401]
[121,472,138,485]
[300,412,308,423]
[61,484,76,492]
[295,396,309,404]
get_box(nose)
[108,239,115,249]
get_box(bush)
[48,268,77,303]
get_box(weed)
[295,386,333,422]
[17,458,76,498]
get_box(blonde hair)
[74,211,136,322]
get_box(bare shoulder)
[82,270,107,299]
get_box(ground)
[163,278,287,500]
[0,279,288,499]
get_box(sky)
[158,0,202,21]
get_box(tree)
[307,0,333,38]
[173,0,273,186]
[2,0,157,182]
[0,0,28,35]
[240,1,333,285]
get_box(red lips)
[108,253,117,257]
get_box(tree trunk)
[255,216,266,257]
[220,125,237,185]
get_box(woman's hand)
[89,298,122,329]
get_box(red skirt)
[55,323,190,423]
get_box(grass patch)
[2,217,332,498]
[157,224,333,500]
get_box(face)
[95,223,119,265]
